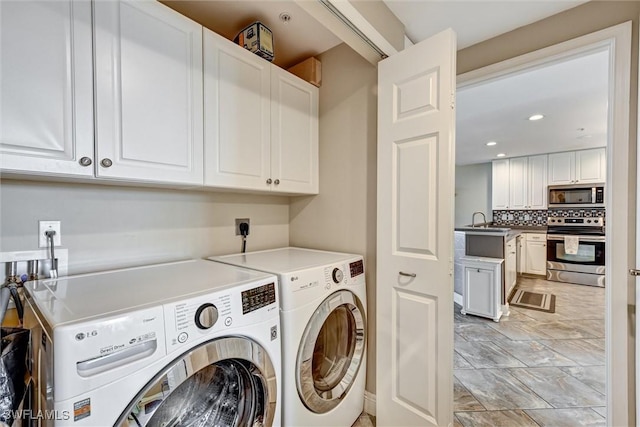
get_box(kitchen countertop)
[454,225,547,238]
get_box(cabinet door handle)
[266,178,273,184]
[79,157,92,167]
[399,271,416,278]
[100,158,113,168]
[274,179,280,185]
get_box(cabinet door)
[516,235,524,274]
[525,240,547,275]
[270,67,319,194]
[492,159,510,209]
[575,148,606,183]
[528,154,548,209]
[94,1,203,184]
[203,29,271,190]
[548,151,575,185]
[463,267,495,318]
[0,1,94,177]
[508,157,528,209]
[505,239,517,294]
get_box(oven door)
[546,235,605,267]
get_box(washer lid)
[25,259,276,327]
[211,247,361,274]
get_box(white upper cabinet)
[270,66,319,194]
[0,0,94,177]
[493,155,547,210]
[204,29,318,194]
[548,148,605,185]
[204,29,271,190]
[508,157,528,210]
[491,159,510,209]
[575,148,606,183]
[94,0,203,185]
[527,154,548,209]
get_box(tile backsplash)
[492,208,606,226]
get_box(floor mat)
[509,289,556,313]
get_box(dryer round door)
[296,290,366,413]
[116,336,277,427]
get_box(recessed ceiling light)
[528,114,544,121]
[497,153,506,158]
[486,141,497,146]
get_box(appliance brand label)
[73,398,91,421]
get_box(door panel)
[94,0,203,184]
[393,290,437,423]
[0,0,94,176]
[377,29,455,427]
[394,136,437,257]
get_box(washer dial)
[332,268,344,284]
[195,303,219,330]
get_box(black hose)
[9,285,23,322]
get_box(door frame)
[457,21,633,425]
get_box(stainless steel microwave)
[548,184,604,208]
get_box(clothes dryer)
[23,259,281,426]
[210,247,367,427]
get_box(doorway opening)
[452,22,632,426]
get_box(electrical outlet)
[235,218,250,236]
[39,221,62,248]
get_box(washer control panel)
[323,258,365,289]
[163,278,278,354]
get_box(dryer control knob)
[332,268,344,284]
[195,303,219,330]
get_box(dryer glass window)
[296,290,366,413]
[116,337,277,427]
[313,305,357,391]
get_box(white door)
[376,28,455,426]
[94,0,203,185]
[203,28,271,190]
[0,0,94,177]
[270,66,319,194]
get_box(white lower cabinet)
[505,237,517,298]
[461,257,504,322]
[522,233,547,275]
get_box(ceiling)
[383,1,587,50]
[161,1,342,69]
[455,49,609,166]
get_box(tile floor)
[454,276,606,427]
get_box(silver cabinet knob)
[79,157,92,167]
[100,158,113,168]
[274,179,280,185]
[266,178,273,184]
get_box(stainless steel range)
[546,215,605,287]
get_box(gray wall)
[0,180,289,275]
[455,163,492,227]
[289,43,378,393]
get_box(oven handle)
[547,235,605,243]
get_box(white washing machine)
[209,247,367,427]
[23,259,281,426]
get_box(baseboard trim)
[364,391,376,416]
[454,292,463,306]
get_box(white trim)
[364,391,376,416]
[457,21,632,426]
[328,0,399,57]
[454,292,463,306]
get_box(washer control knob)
[195,303,219,330]
[332,268,344,284]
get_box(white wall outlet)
[39,221,62,248]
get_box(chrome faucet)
[472,211,487,228]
